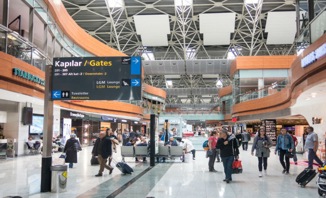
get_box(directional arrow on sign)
[131,79,140,86]
[52,90,61,99]
[132,58,139,64]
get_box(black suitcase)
[116,162,133,174]
[90,156,99,165]
[296,168,317,187]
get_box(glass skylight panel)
[141,52,155,60]
[244,0,259,4]
[174,0,193,7]
[106,0,124,8]
[227,51,236,60]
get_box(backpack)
[202,140,209,149]
[229,134,241,148]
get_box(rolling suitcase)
[296,168,317,187]
[116,161,133,174]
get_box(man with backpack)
[241,130,251,151]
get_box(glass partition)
[234,79,289,104]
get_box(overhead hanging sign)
[51,57,142,100]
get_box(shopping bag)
[232,159,243,174]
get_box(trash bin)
[51,165,68,192]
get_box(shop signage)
[51,56,142,100]
[12,68,45,86]
[70,112,85,118]
[262,119,277,144]
[101,116,117,122]
[301,43,326,68]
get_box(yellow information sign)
[62,171,67,179]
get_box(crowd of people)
[34,124,324,183]
[204,125,324,184]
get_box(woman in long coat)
[251,128,273,177]
[64,134,81,168]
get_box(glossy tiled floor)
[0,136,323,198]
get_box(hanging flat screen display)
[29,114,44,135]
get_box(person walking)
[251,128,273,177]
[289,131,298,165]
[92,131,114,177]
[241,130,251,151]
[216,130,240,183]
[208,131,218,172]
[305,126,323,169]
[275,128,294,175]
[64,134,81,168]
[216,131,221,163]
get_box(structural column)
[258,78,264,98]
[40,65,53,192]
[2,0,9,53]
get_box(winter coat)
[216,135,239,158]
[251,135,273,158]
[92,137,112,159]
[241,132,251,142]
[64,138,81,163]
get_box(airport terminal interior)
[0,0,326,197]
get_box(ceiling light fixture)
[311,92,317,98]
[216,79,223,88]
[166,80,173,88]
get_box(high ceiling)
[61,0,324,112]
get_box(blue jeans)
[69,162,73,168]
[222,156,234,180]
[308,149,323,169]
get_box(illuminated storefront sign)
[12,68,45,86]
[301,43,326,68]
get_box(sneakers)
[282,169,286,174]
[259,172,263,177]
[95,173,103,177]
[285,172,289,175]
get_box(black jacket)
[64,138,81,163]
[216,135,239,158]
[92,137,112,159]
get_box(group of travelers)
[206,129,239,183]
[206,125,323,183]
[57,123,324,183]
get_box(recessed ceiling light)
[311,92,317,98]
[306,98,311,101]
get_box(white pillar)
[258,78,264,98]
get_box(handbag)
[232,159,243,174]
[59,153,66,159]
[207,150,213,156]
[285,151,294,158]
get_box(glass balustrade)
[234,80,289,104]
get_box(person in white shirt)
[176,137,196,161]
